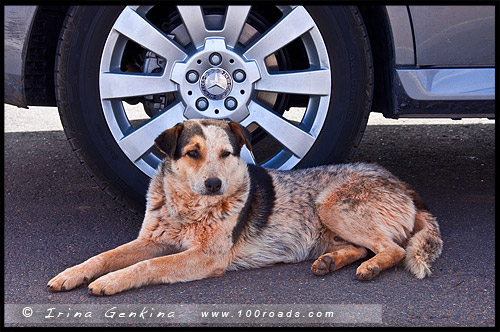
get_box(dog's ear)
[229,121,252,152]
[154,123,184,158]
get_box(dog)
[48,119,443,295]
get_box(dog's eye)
[221,151,231,159]
[186,150,199,159]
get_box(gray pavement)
[4,105,495,327]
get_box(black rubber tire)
[296,6,373,168]
[56,6,148,213]
[55,6,373,213]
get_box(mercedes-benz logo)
[200,68,233,100]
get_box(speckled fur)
[48,119,442,295]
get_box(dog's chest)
[148,215,223,250]
[151,199,241,250]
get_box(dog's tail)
[403,189,443,279]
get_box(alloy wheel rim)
[99,5,331,178]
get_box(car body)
[5,5,495,116]
[4,5,495,211]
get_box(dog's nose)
[205,178,222,193]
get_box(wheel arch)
[358,5,398,119]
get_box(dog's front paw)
[47,265,91,292]
[88,271,131,296]
[356,262,380,280]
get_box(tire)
[56,5,373,213]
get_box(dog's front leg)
[48,238,165,292]
[88,247,227,296]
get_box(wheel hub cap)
[200,68,232,100]
[171,37,260,122]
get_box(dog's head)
[154,119,252,196]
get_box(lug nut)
[196,97,209,111]
[186,70,199,83]
[224,97,238,111]
[233,69,246,83]
[209,52,222,66]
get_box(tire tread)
[55,7,142,214]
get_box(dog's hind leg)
[316,174,415,280]
[355,241,405,280]
[311,245,367,276]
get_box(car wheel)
[56,5,373,212]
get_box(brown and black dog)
[48,119,443,295]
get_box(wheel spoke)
[246,101,315,158]
[221,6,251,48]
[238,116,257,165]
[177,6,207,48]
[118,102,186,161]
[100,73,176,99]
[243,6,315,61]
[113,7,187,61]
[255,69,331,95]
[240,146,257,165]
[176,6,251,49]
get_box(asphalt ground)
[4,104,495,327]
